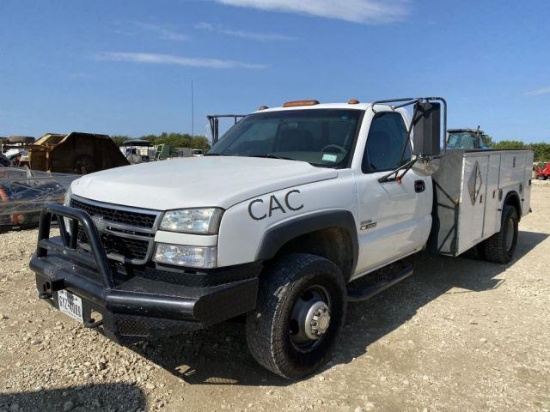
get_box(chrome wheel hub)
[305,301,331,340]
[290,284,333,351]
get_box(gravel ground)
[1,183,549,412]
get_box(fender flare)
[255,210,358,271]
[502,190,522,219]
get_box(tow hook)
[84,318,103,329]
[38,279,65,299]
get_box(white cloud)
[195,22,295,41]
[525,87,550,97]
[134,22,188,41]
[94,52,267,69]
[212,0,410,24]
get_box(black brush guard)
[29,203,259,341]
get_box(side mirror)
[412,102,441,157]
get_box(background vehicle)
[155,145,205,160]
[446,127,489,150]
[535,162,550,179]
[30,97,532,379]
[120,139,155,162]
[0,153,10,167]
[2,136,35,165]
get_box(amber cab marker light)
[283,100,320,108]
[348,98,360,104]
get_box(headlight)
[159,208,223,234]
[153,244,217,268]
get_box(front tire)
[481,205,518,263]
[246,254,346,379]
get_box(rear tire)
[246,254,346,380]
[481,205,518,263]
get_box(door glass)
[362,112,411,173]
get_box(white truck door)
[353,111,432,279]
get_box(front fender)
[255,210,358,269]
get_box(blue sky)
[1,0,549,143]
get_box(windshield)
[447,132,476,149]
[208,109,363,169]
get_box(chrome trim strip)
[102,225,155,238]
[71,195,162,264]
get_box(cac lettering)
[248,190,304,221]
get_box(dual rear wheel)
[478,205,519,264]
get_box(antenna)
[191,80,195,138]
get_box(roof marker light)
[348,99,360,104]
[283,100,320,108]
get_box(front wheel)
[480,205,518,263]
[246,254,346,379]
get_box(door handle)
[414,180,425,193]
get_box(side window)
[362,112,411,173]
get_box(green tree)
[528,143,550,162]
[137,132,210,150]
[111,135,131,147]
[481,134,494,148]
[190,135,211,151]
[141,134,158,143]
[492,140,526,150]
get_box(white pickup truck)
[30,97,533,379]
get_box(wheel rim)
[289,285,332,352]
[505,217,515,252]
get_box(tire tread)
[482,205,518,264]
[246,253,346,379]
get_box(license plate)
[57,290,84,323]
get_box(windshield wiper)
[252,154,294,160]
[307,161,335,168]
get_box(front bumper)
[29,204,260,342]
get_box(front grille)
[71,197,160,264]
[71,198,157,229]
[103,233,150,259]
[76,227,151,261]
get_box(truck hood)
[71,156,338,210]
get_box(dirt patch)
[1,185,549,412]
